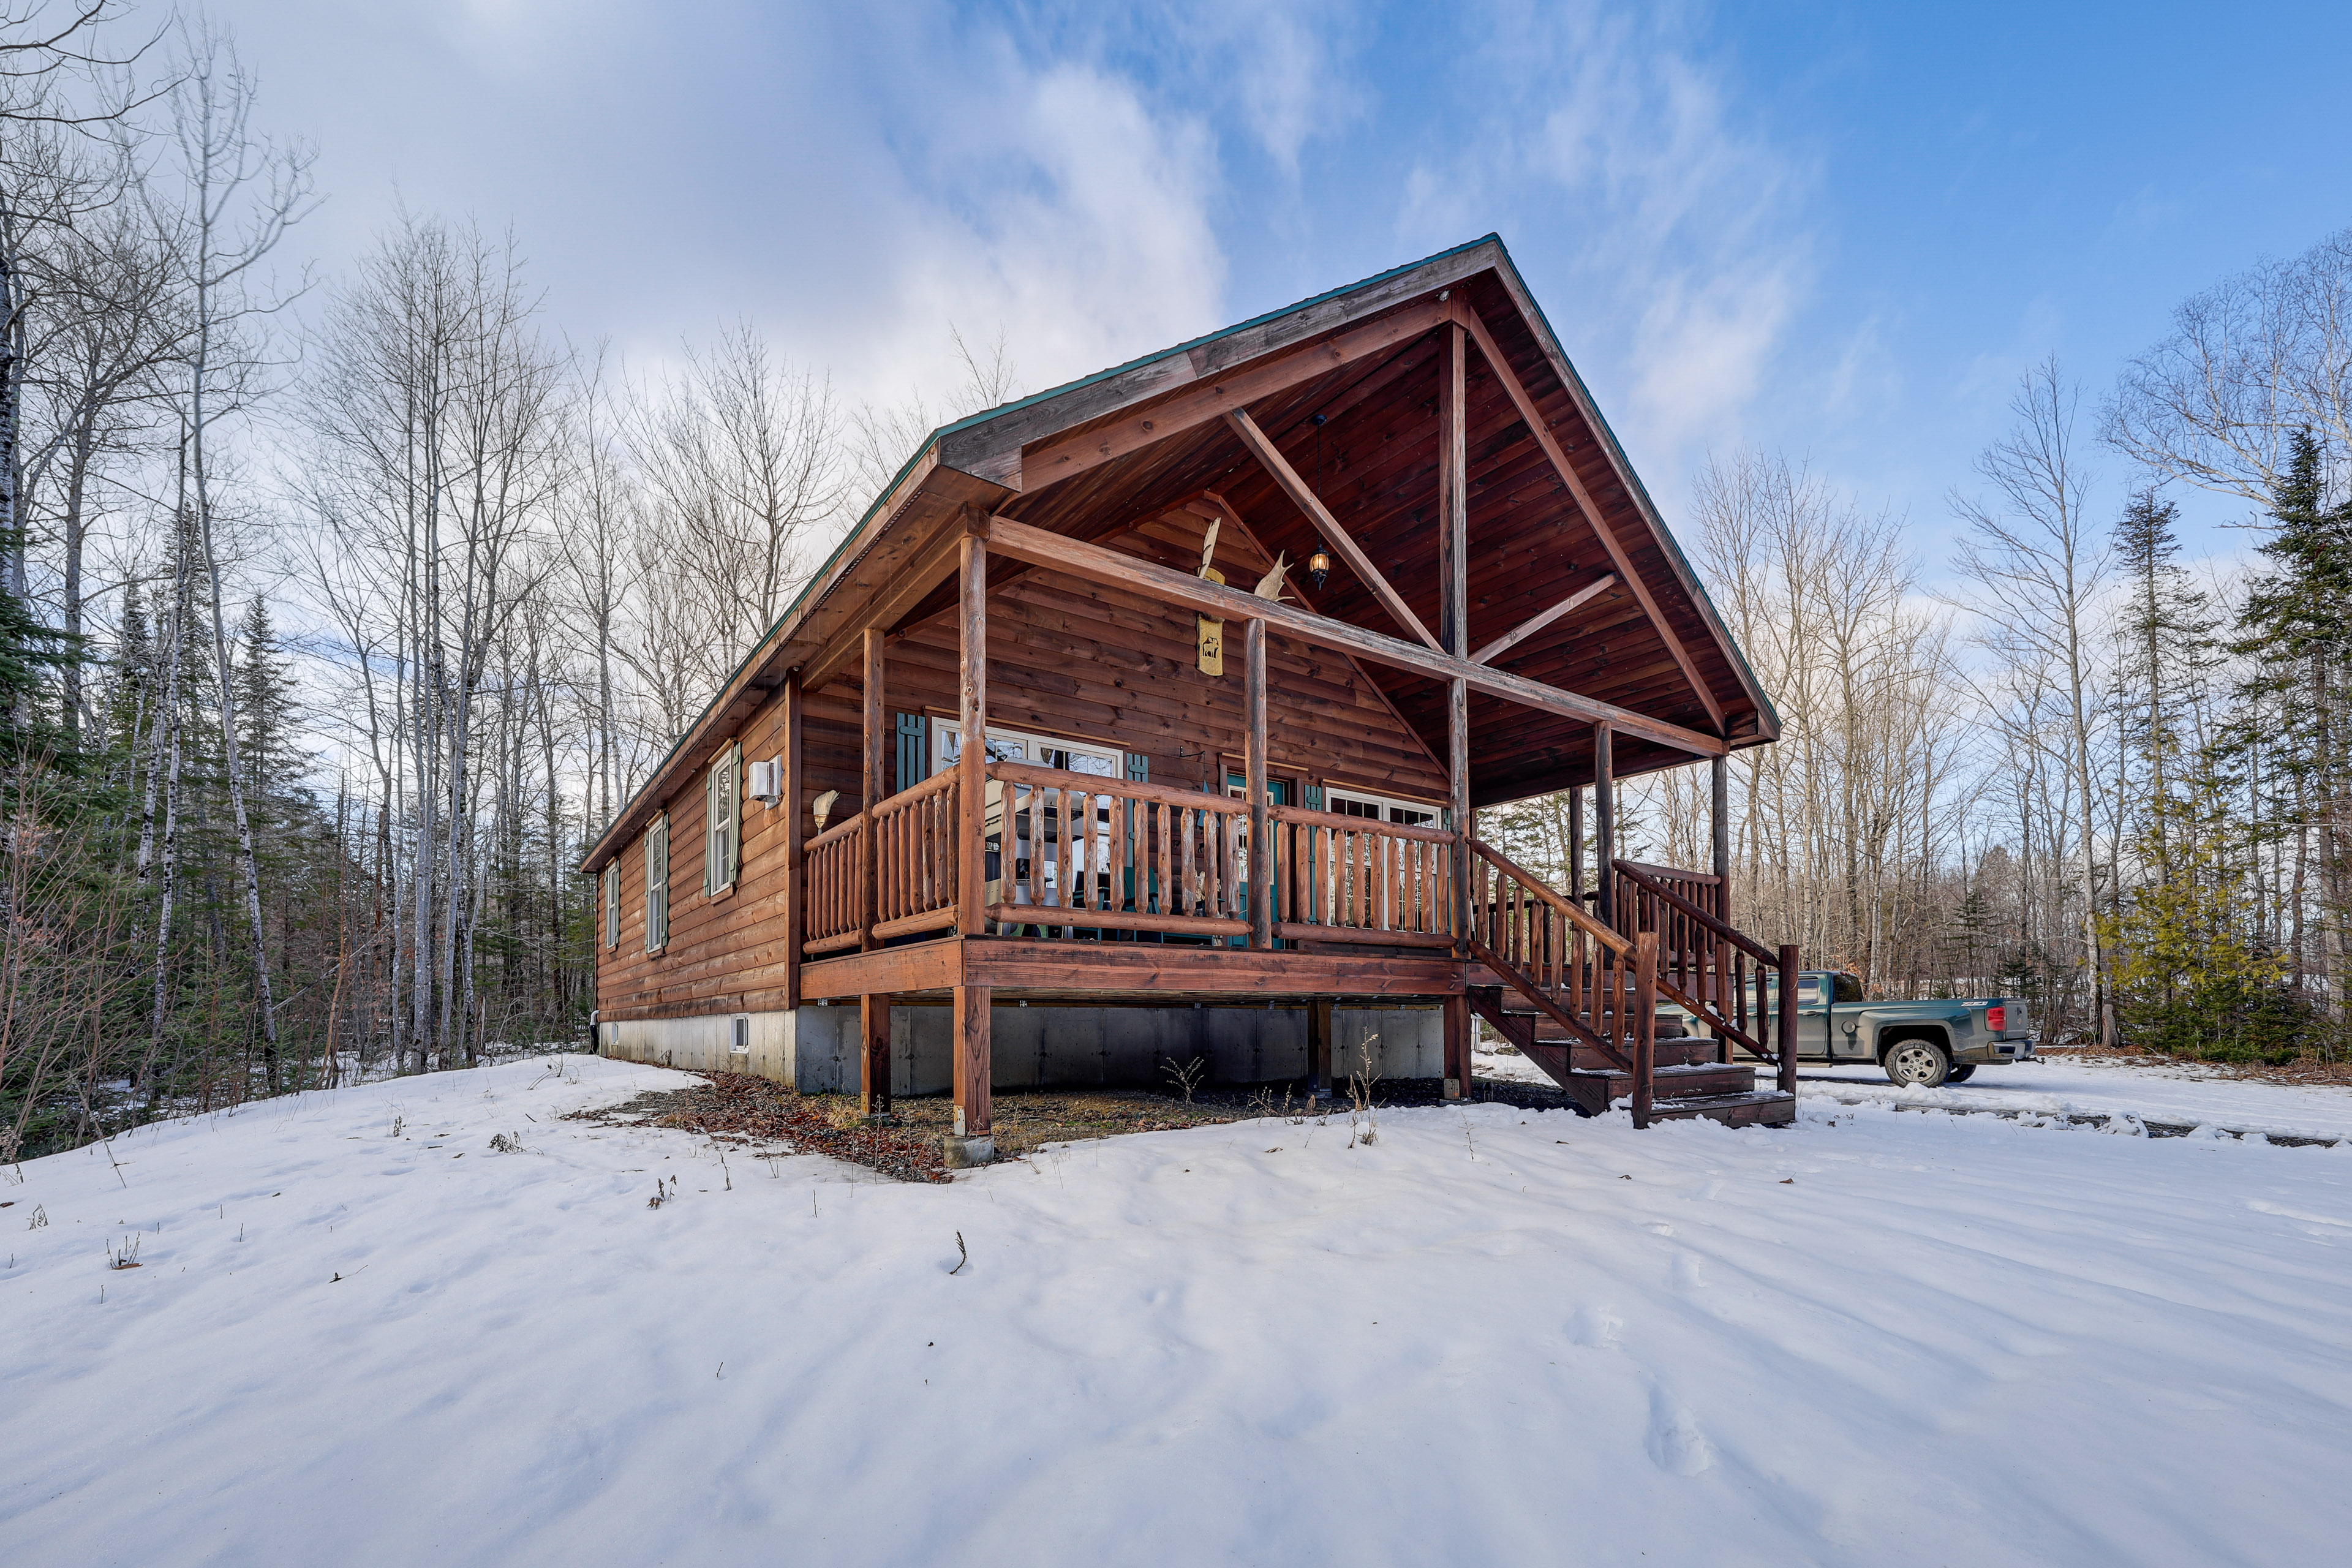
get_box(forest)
[2,6,2346,1163]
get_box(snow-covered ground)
[7,1056,2352,1567]
[1798,1054,2352,1142]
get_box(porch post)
[1711,753,1732,1064]
[1593,722,1615,928]
[861,991,892,1118]
[954,982,992,1153]
[1245,616,1270,950]
[1710,754,1731,922]
[783,673,804,1011]
[860,627,885,951]
[957,527,988,938]
[952,526,993,1155]
[1307,998,1332,1100]
[1439,321,1470,1100]
[1568,784,1585,907]
[859,628,891,1116]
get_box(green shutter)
[896,713,925,791]
[1125,752,1148,783]
[1304,784,1323,810]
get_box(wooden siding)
[594,516,1448,1025]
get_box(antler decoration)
[1253,552,1290,601]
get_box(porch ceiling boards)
[934,258,1770,804]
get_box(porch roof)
[582,234,1777,874]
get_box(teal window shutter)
[895,713,925,791]
[704,767,717,894]
[1126,752,1148,783]
[1304,784,1323,810]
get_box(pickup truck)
[1689,972,2038,1087]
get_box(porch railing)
[872,770,960,939]
[799,760,1459,952]
[1467,839,1659,1121]
[802,812,866,954]
[1272,803,1455,948]
[1610,858,1799,1098]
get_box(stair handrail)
[1472,840,1631,957]
[1613,857,1801,1096]
[1464,838,1637,1076]
[1610,858,1773,965]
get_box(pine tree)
[2234,431,2352,1055]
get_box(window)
[644,814,669,952]
[927,717,1121,779]
[930,720,1121,912]
[1323,785,1439,827]
[603,861,620,949]
[704,743,739,895]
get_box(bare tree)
[1951,358,2115,1046]
[166,17,312,1090]
[2106,225,2352,505]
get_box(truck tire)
[1884,1037,1952,1088]
[1944,1064,1977,1083]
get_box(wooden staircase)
[1464,842,1799,1129]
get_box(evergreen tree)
[2233,431,2352,1054]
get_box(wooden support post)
[1443,993,1470,1099]
[1307,998,1332,1100]
[1245,617,1270,950]
[860,992,892,1117]
[1593,722,1615,930]
[1711,753,1732,1065]
[1440,320,1471,994]
[1711,754,1730,911]
[957,529,988,940]
[954,982,992,1143]
[1632,930,1658,1129]
[1568,784,1585,907]
[861,627,885,951]
[783,674,804,1010]
[1777,944,1801,1099]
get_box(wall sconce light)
[1308,550,1331,590]
[812,790,839,833]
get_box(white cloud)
[1396,2,1817,457]
[875,56,1227,404]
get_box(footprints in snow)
[1569,1262,1714,1477]
[1645,1388,1716,1476]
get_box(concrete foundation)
[598,1002,1443,1095]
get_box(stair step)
[1646,1090,1798,1127]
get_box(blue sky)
[208,0,2352,573]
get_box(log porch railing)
[793,763,1796,1124]
[1610,857,1800,1099]
[801,760,1456,952]
[1467,840,1658,1123]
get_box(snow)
[7,1055,2352,1567]
[1798,1055,2352,1143]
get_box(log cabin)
[581,234,1806,1162]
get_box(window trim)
[644,813,670,954]
[603,861,620,949]
[704,741,741,899]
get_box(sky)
[189,0,2352,578]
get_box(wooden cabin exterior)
[581,235,1806,1159]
